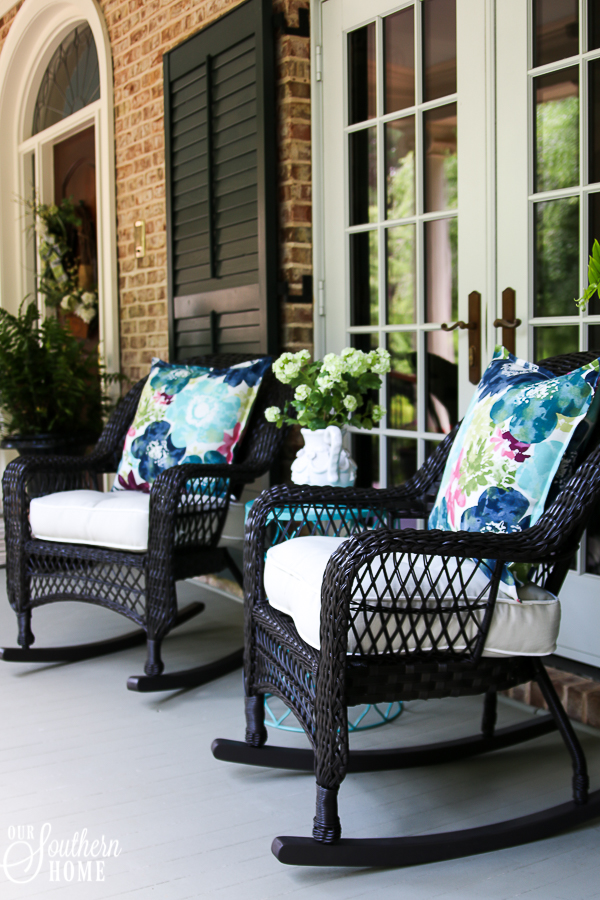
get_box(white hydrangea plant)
[267,347,390,430]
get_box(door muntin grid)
[346,0,457,489]
[529,0,600,574]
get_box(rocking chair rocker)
[1,353,289,693]
[212,350,600,866]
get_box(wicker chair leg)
[313,785,341,843]
[144,638,164,677]
[17,611,34,648]
[533,659,589,805]
[481,690,497,739]
[245,694,268,747]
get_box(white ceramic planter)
[290,425,357,487]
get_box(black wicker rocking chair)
[212,350,600,866]
[1,353,289,693]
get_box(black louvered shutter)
[164,0,277,360]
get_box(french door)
[316,0,490,490]
[497,0,600,666]
[315,0,600,665]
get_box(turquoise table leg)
[263,694,402,733]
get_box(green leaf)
[577,240,600,308]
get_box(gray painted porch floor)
[1,572,600,899]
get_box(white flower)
[370,348,391,375]
[76,305,96,324]
[343,395,358,412]
[294,384,310,401]
[273,350,309,384]
[316,373,335,391]
[60,294,78,311]
[321,353,346,381]
[273,353,295,383]
[372,405,385,422]
[80,291,97,307]
[264,406,282,423]
[36,218,48,239]
[285,362,303,381]
[342,349,370,377]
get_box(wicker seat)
[212,351,600,866]
[1,353,290,693]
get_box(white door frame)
[0,0,119,374]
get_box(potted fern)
[0,300,114,456]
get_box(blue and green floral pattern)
[429,346,600,595]
[113,357,270,493]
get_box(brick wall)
[273,0,313,353]
[0,0,314,383]
[504,668,600,730]
[100,0,313,383]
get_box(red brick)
[566,681,598,722]
[586,689,600,729]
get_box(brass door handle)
[498,288,519,354]
[441,293,481,385]
[493,317,522,329]
[468,291,481,384]
[440,320,473,331]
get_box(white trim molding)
[0,0,119,374]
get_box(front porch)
[1,573,600,898]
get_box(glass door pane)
[346,0,458,488]
[529,0,600,366]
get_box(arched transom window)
[32,24,100,136]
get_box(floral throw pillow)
[113,357,271,493]
[428,346,600,596]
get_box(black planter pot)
[1,434,90,498]
[1,433,86,457]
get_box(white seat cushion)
[30,490,151,552]
[264,536,561,657]
[30,488,234,553]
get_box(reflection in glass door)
[345,0,458,489]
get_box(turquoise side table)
[245,499,403,733]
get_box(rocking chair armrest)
[242,484,431,620]
[319,524,575,580]
[2,451,114,507]
[149,462,258,511]
[245,482,430,532]
[146,461,258,553]
[311,524,574,657]
[2,452,115,556]
[3,449,113,479]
